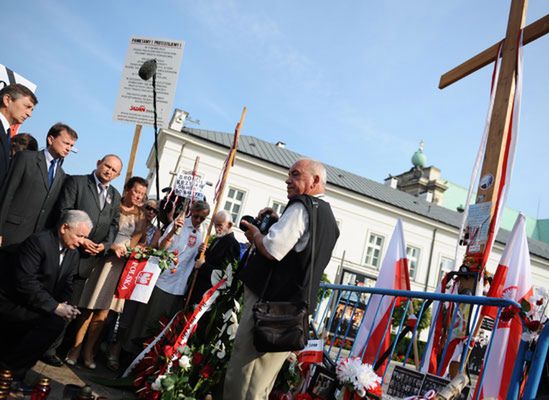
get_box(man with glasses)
[123,200,210,355]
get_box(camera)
[239,211,279,234]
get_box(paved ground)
[8,354,136,399]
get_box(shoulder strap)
[259,196,319,303]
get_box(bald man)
[224,159,339,399]
[189,210,241,305]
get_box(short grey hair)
[300,158,327,186]
[59,210,93,231]
[214,210,233,223]
[190,200,210,213]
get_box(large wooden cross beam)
[440,0,549,269]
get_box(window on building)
[224,187,246,223]
[438,257,454,282]
[406,246,421,280]
[364,233,384,268]
[271,200,286,215]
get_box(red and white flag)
[474,214,533,399]
[351,219,410,376]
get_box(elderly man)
[224,159,339,399]
[0,210,92,381]
[0,84,37,186]
[42,154,122,366]
[0,123,78,247]
[189,210,241,305]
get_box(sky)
[3,1,549,219]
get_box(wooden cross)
[440,0,549,269]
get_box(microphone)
[138,59,157,81]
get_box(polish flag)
[351,219,410,376]
[474,214,533,399]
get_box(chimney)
[275,141,286,148]
[385,176,398,189]
[169,109,188,131]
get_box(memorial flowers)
[336,357,382,398]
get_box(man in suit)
[0,84,37,187]
[42,154,122,365]
[189,210,241,305]
[0,210,92,381]
[0,123,78,247]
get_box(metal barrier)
[312,283,545,399]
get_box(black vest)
[239,195,339,309]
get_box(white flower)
[226,321,238,340]
[213,340,226,359]
[178,355,191,370]
[151,375,166,391]
[233,299,241,313]
[336,357,381,394]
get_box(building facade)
[145,119,549,292]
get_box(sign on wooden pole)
[125,124,142,183]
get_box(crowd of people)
[0,83,340,399]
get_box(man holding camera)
[224,158,339,399]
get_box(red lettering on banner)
[129,105,146,112]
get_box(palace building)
[145,110,549,292]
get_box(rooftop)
[175,126,549,261]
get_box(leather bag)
[252,198,318,352]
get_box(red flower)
[525,319,541,332]
[536,298,544,306]
[200,364,214,378]
[500,306,519,321]
[192,352,204,365]
[295,394,313,400]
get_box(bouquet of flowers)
[335,357,382,399]
[132,261,243,399]
[129,245,179,272]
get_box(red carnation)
[192,352,204,365]
[500,306,519,322]
[525,319,541,332]
[200,364,214,378]
[173,250,179,256]
[537,298,544,306]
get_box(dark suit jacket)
[0,229,79,323]
[0,120,10,188]
[56,173,121,278]
[0,150,66,246]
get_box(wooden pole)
[125,124,142,183]
[182,106,247,313]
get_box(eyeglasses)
[145,205,158,213]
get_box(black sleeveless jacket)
[239,195,339,310]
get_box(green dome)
[411,141,426,168]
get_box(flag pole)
[182,106,247,313]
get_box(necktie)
[99,184,107,209]
[48,159,56,187]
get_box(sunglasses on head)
[145,205,158,213]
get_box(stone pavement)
[8,356,136,399]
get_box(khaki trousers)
[223,287,289,400]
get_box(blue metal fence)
[311,283,546,399]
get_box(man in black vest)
[224,159,339,399]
